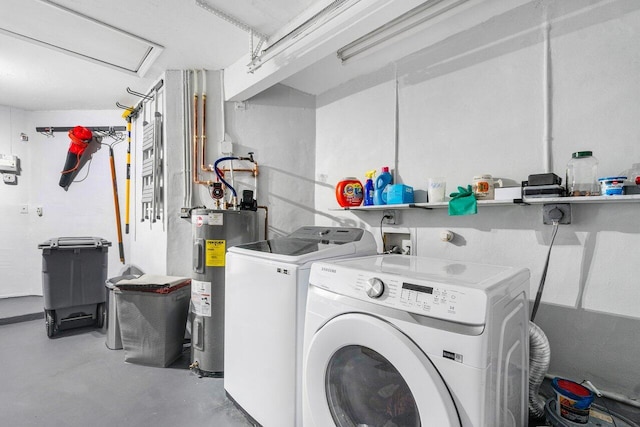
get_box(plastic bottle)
[335,177,363,207]
[374,167,393,205]
[566,151,599,196]
[363,170,375,206]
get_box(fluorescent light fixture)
[248,0,355,73]
[0,0,163,76]
[337,0,468,64]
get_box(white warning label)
[191,279,212,317]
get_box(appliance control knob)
[366,278,385,299]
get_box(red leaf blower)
[59,126,93,188]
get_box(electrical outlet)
[543,203,571,224]
[382,210,396,225]
[401,239,412,255]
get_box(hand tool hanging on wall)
[117,103,142,234]
[38,125,125,191]
[123,109,134,234]
[109,144,125,263]
[95,134,126,264]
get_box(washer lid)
[228,227,376,262]
[305,313,461,427]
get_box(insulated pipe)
[217,162,259,201]
[214,156,239,198]
[529,321,551,419]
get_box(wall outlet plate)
[543,203,571,224]
[382,210,396,224]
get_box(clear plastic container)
[621,163,640,185]
[566,151,599,196]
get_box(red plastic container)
[336,178,363,207]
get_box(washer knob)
[366,278,385,298]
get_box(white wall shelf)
[331,194,640,211]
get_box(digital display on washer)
[402,282,433,294]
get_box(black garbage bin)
[38,237,111,337]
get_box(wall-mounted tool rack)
[36,126,126,136]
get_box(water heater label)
[208,213,224,225]
[206,239,226,266]
[191,279,212,317]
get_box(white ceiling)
[0,0,318,111]
[5,0,609,112]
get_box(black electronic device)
[526,173,562,186]
[241,190,257,211]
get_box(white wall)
[225,84,317,238]
[313,1,640,401]
[0,107,129,297]
[129,71,317,279]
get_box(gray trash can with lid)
[38,236,111,337]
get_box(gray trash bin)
[105,265,144,350]
[38,237,111,338]
[115,275,191,367]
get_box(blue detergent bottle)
[374,167,393,205]
[364,170,375,206]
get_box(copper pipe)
[192,71,212,186]
[218,164,259,177]
[192,87,199,183]
[200,92,210,172]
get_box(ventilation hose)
[213,156,238,198]
[529,321,551,419]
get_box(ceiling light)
[248,0,354,73]
[0,0,163,76]
[337,0,468,64]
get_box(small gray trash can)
[115,275,191,367]
[38,236,111,338]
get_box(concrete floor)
[0,296,253,427]
[1,297,638,427]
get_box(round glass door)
[326,345,419,427]
[304,313,460,427]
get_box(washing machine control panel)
[311,266,488,325]
[361,274,486,324]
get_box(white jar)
[472,174,503,200]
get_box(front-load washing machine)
[303,254,530,427]
[224,226,377,427]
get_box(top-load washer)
[303,254,530,427]
[224,226,377,427]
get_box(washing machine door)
[305,313,461,427]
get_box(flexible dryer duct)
[529,321,551,419]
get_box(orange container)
[336,178,363,207]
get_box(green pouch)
[448,185,477,216]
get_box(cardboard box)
[387,184,414,204]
